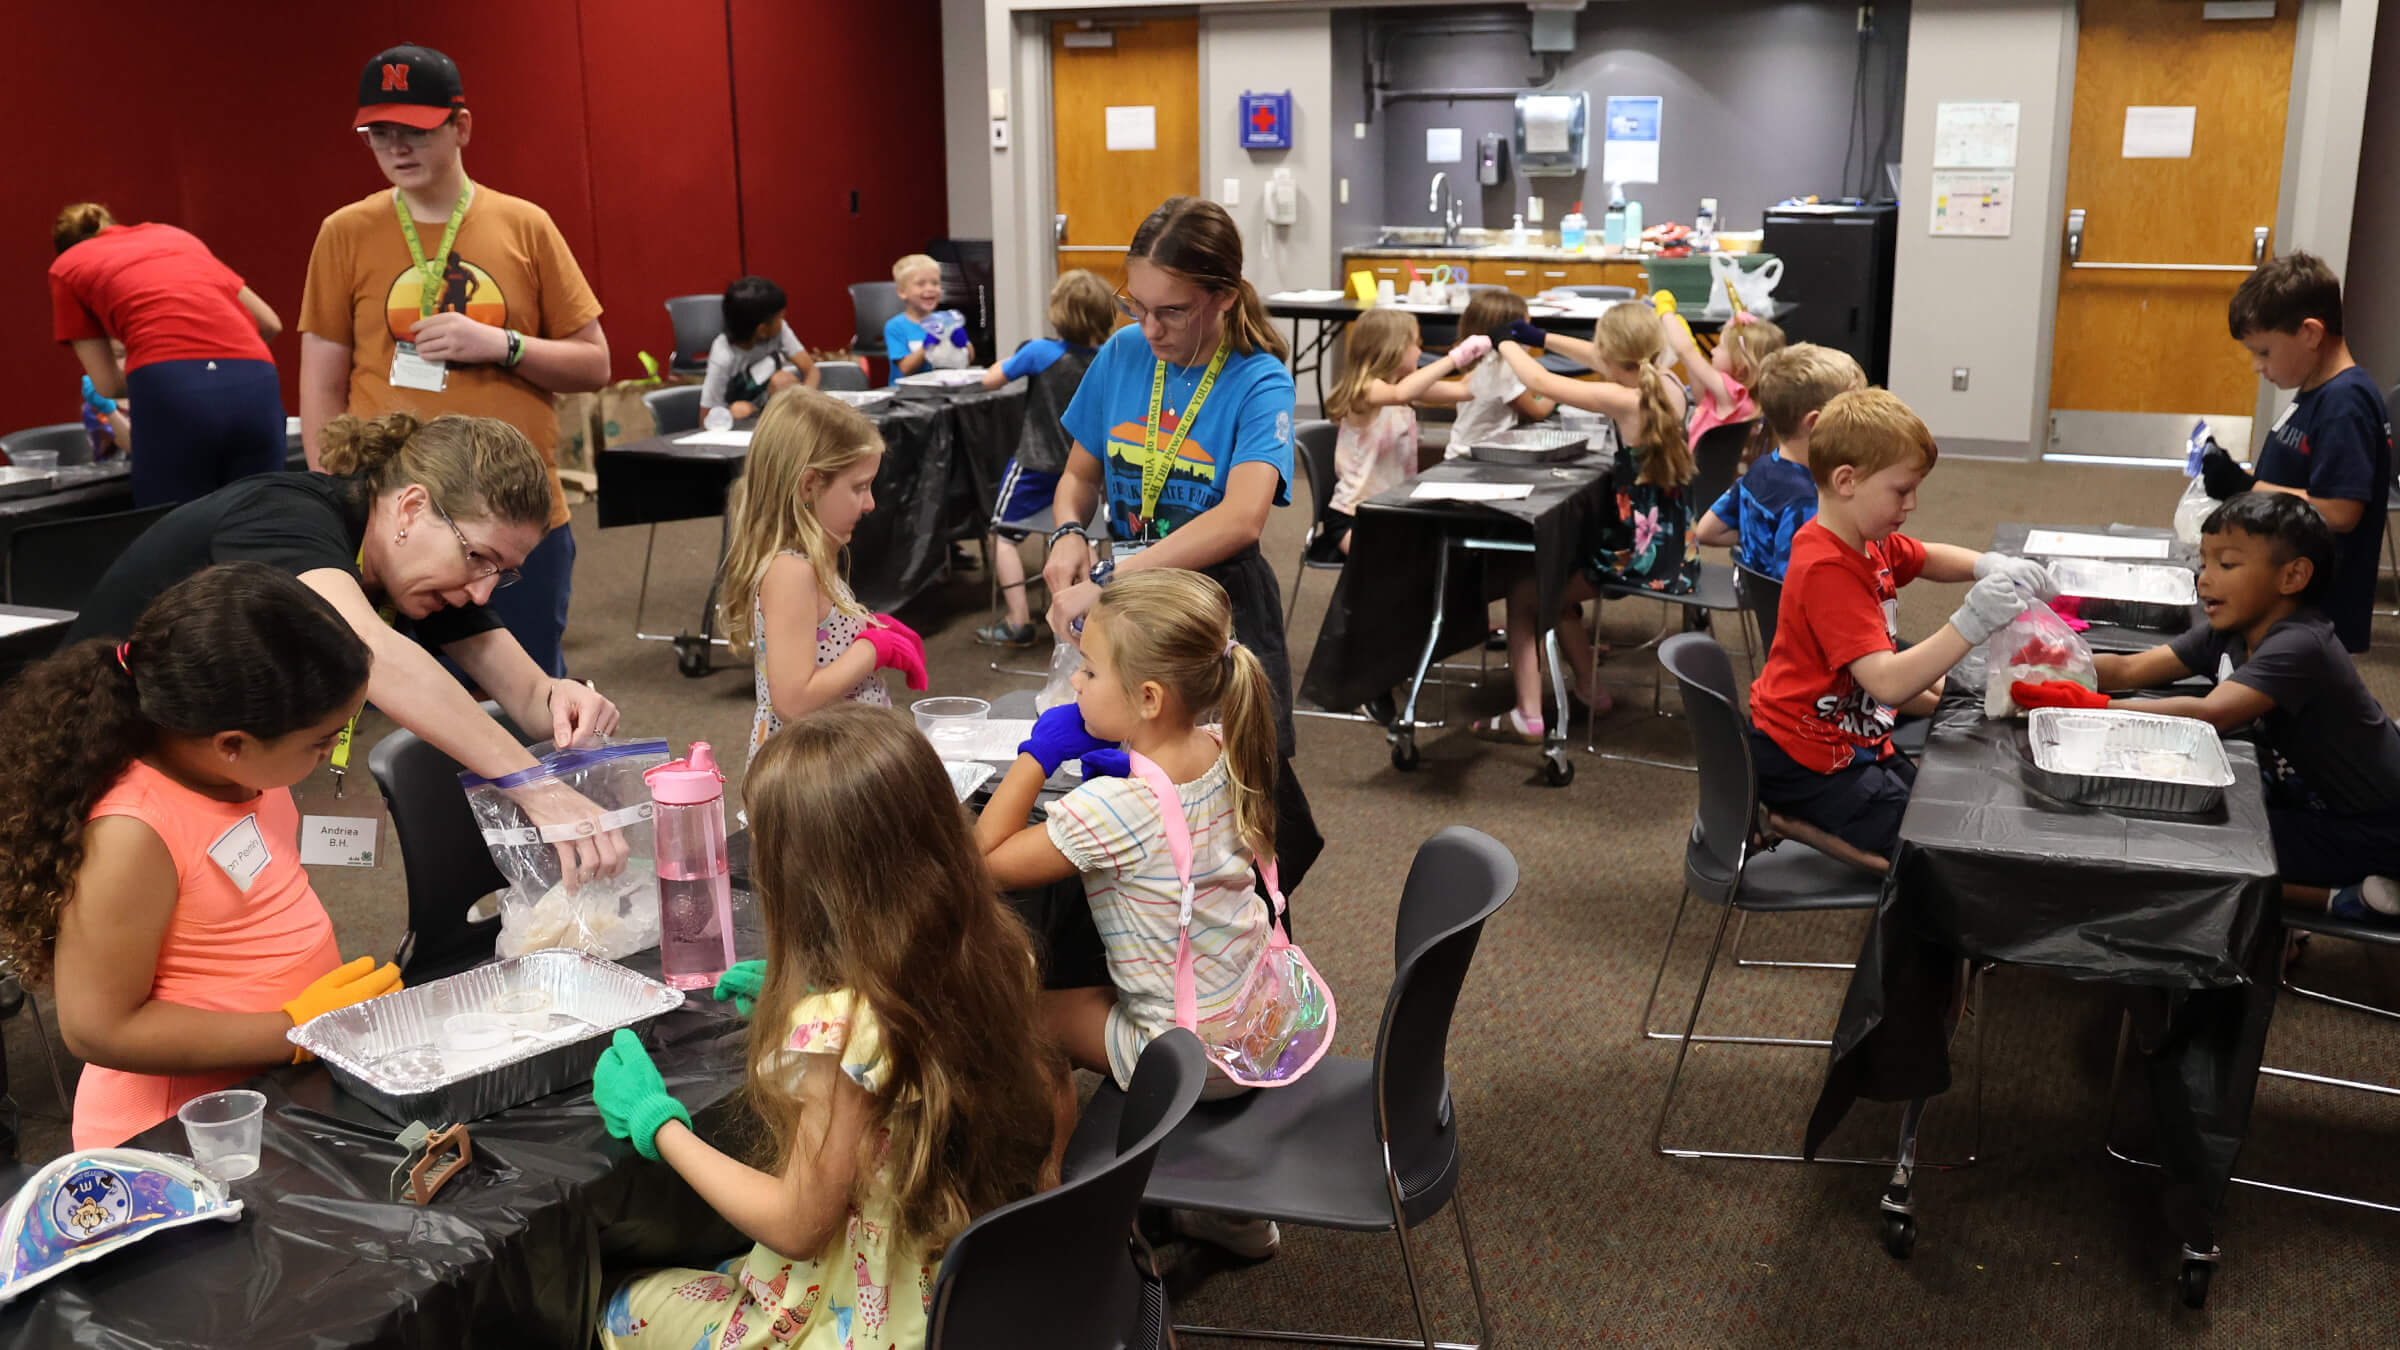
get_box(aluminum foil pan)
[287,949,683,1125]
[2048,558,2199,632]
[820,388,895,411]
[895,368,987,398]
[1468,429,1590,465]
[2026,707,2235,814]
[0,468,58,502]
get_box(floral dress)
[749,555,891,765]
[1583,443,1700,595]
[600,991,936,1350]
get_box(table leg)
[1538,626,1576,786]
[1877,1097,1925,1259]
[1389,539,1451,772]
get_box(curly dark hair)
[0,563,371,986]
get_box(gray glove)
[1950,571,2037,647]
[1973,551,2058,601]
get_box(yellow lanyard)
[1137,333,1230,532]
[326,544,399,797]
[394,181,473,318]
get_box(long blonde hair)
[318,411,554,529]
[1596,303,1691,488]
[741,705,1054,1251]
[1128,197,1290,362]
[1323,308,1418,424]
[1092,569,1278,864]
[1718,318,1787,387]
[720,389,882,646]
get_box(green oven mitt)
[594,1028,691,1161]
[713,960,767,1016]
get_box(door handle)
[1054,213,1068,245]
[2067,207,2269,272]
[2253,226,2270,266]
[2066,209,2085,262]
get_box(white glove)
[1973,551,2058,601]
[1447,333,1494,367]
[1950,571,2037,647]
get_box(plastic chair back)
[643,385,704,437]
[1661,633,1755,881]
[366,711,536,981]
[1736,562,1783,652]
[1688,420,1755,516]
[816,360,869,392]
[0,424,92,467]
[664,294,723,376]
[1374,827,1518,1227]
[5,504,175,610]
[850,282,905,356]
[1293,419,1339,534]
[928,1030,1205,1350]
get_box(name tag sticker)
[390,341,448,392]
[207,815,273,892]
[300,815,380,868]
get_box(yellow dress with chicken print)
[599,991,935,1350]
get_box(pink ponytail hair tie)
[114,641,133,674]
[1224,639,1239,658]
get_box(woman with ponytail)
[0,564,402,1147]
[66,410,630,897]
[1481,302,1699,742]
[1040,196,1322,892]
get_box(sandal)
[1471,710,1546,744]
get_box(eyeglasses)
[357,119,451,151]
[1114,290,1201,330]
[434,506,523,589]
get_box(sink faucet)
[1428,172,1462,247]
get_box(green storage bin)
[1641,253,1776,307]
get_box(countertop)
[1343,242,1653,264]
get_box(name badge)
[207,814,273,892]
[391,341,448,392]
[300,815,380,868]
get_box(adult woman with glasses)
[45,203,286,507]
[66,411,631,894]
[1042,196,1325,892]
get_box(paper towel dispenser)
[1513,92,1588,178]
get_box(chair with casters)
[1,424,93,465]
[1650,633,1984,1165]
[850,282,906,383]
[367,708,540,983]
[1735,560,1781,666]
[663,294,723,379]
[5,504,175,611]
[1064,826,1519,1350]
[1284,419,1343,632]
[814,359,869,392]
[926,1030,1204,1350]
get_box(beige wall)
[942,0,993,239]
[1198,9,1337,299]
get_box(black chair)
[850,282,906,381]
[927,1031,1205,1350]
[815,359,869,392]
[1735,560,1781,657]
[1066,826,1517,1349]
[663,294,723,378]
[1282,419,1342,633]
[1651,633,1983,1163]
[4,504,175,610]
[365,710,538,982]
[643,385,704,437]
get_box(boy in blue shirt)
[974,269,1115,646]
[883,253,962,384]
[2200,251,2391,653]
[1694,343,1864,581]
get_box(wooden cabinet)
[1339,253,1650,297]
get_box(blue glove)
[1019,703,1115,776]
[81,375,116,417]
[1080,747,1130,779]
[1493,319,1547,348]
[948,326,971,348]
[920,332,942,353]
[593,1027,691,1161]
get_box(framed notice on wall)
[1929,169,2014,237]
[1932,101,2020,169]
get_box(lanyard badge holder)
[325,548,399,798]
[1125,335,1230,548]
[1125,750,1335,1087]
[390,183,473,393]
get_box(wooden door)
[2047,0,2295,459]
[1051,18,1200,295]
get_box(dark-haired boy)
[2016,492,2400,923]
[2201,251,2391,653]
[701,275,818,420]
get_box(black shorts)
[2268,803,2400,889]
[1748,726,1917,859]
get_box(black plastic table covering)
[594,386,1025,613]
[1804,694,2281,1213]
[1300,457,1614,712]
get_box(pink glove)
[1448,333,1494,367]
[860,617,928,691]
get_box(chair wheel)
[2178,1260,2213,1309]
[675,636,712,679]
[1880,1212,1916,1260]
[1541,753,1575,787]
[1390,738,1421,772]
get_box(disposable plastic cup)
[2055,719,2109,772]
[8,450,58,473]
[912,697,990,760]
[178,1089,266,1182]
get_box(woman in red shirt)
[48,203,286,506]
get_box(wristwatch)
[503,329,526,368]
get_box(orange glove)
[2009,679,2109,711]
[282,956,404,1063]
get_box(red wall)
[3,0,945,435]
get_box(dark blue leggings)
[122,358,284,507]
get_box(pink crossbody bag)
[1126,750,1336,1088]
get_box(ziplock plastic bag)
[2173,474,2215,549]
[461,739,667,961]
[1983,605,2096,719]
[1036,637,1083,713]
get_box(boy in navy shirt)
[2201,252,2391,652]
[2017,493,2400,923]
[1693,343,1864,582]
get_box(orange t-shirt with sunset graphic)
[299,187,603,530]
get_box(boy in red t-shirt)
[1746,390,2056,865]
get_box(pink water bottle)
[644,743,736,990]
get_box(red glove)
[860,617,929,691]
[2010,679,2108,711]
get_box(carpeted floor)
[9,454,2396,1345]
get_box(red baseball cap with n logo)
[355,43,466,131]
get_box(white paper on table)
[1104,105,1156,152]
[2021,529,2173,560]
[673,429,754,448]
[957,719,1036,762]
[1411,481,1535,502]
[0,613,60,638]
[1268,289,1348,303]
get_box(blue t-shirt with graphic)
[1059,324,1294,538]
[882,313,929,384]
[1706,448,1819,581]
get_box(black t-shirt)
[64,471,504,649]
[2168,609,2400,814]
[2251,366,2392,653]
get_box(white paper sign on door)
[1104,105,1156,152]
[2122,106,2196,159]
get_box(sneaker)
[975,619,1040,648]
[1171,1208,1280,1261]
[2364,875,2400,915]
